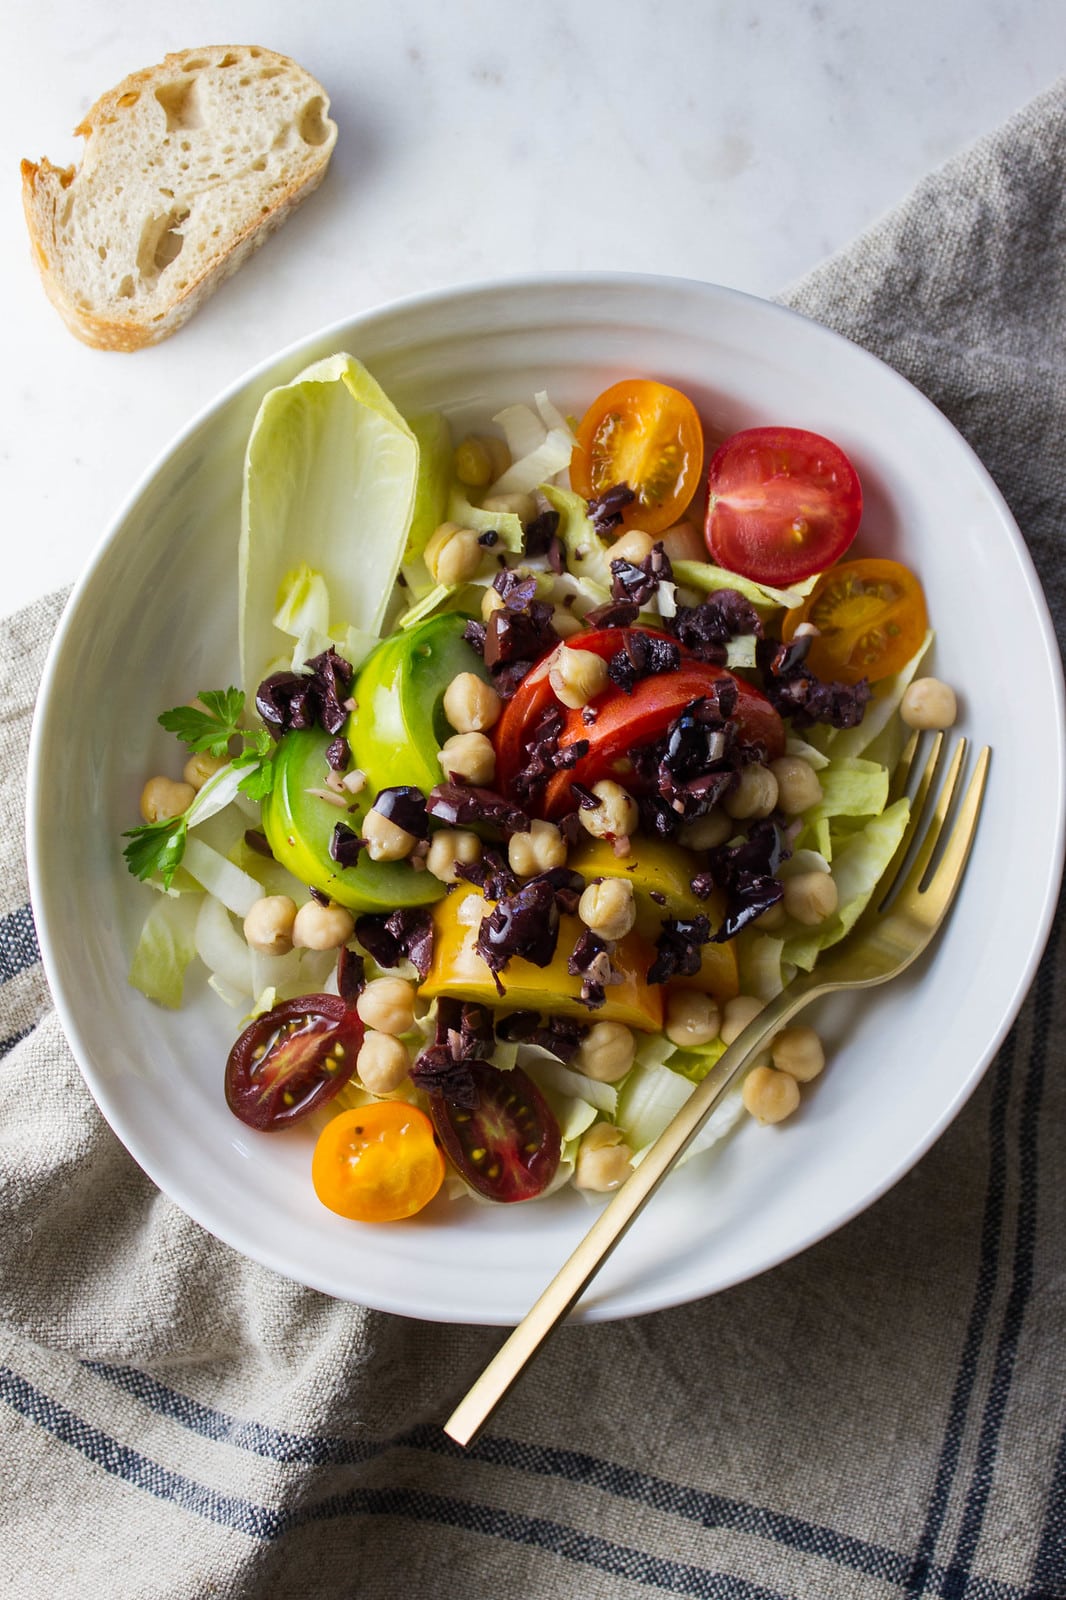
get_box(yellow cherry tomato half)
[781,557,929,685]
[570,378,704,535]
[312,1103,445,1222]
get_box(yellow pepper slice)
[420,884,664,1031]
[568,835,739,1000]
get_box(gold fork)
[444,734,991,1447]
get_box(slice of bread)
[21,45,338,351]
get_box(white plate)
[27,276,1065,1325]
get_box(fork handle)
[443,975,821,1446]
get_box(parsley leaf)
[236,751,276,803]
[122,816,189,889]
[158,688,245,757]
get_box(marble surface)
[3,0,1062,618]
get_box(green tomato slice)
[261,726,443,913]
[347,612,490,792]
[260,613,488,914]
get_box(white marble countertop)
[3,0,1062,620]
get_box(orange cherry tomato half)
[705,426,862,586]
[570,379,704,535]
[312,1103,445,1222]
[780,558,929,685]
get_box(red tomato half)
[225,994,362,1131]
[705,427,862,586]
[429,1061,561,1202]
[541,664,785,817]
[493,629,675,795]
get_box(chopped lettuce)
[810,631,933,765]
[489,394,575,494]
[271,565,379,673]
[403,412,454,564]
[782,797,911,971]
[240,353,419,697]
[671,559,818,611]
[128,893,201,1008]
[540,483,614,597]
[617,1053,746,1169]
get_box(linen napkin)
[2,78,1065,1600]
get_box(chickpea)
[578,877,636,941]
[481,490,537,524]
[679,809,732,851]
[724,764,779,820]
[771,1025,825,1083]
[549,644,610,710]
[658,519,707,563]
[755,899,788,931]
[719,994,764,1046]
[357,1031,411,1095]
[139,775,195,823]
[769,756,823,815]
[291,899,355,951]
[578,780,639,842]
[610,529,654,565]
[742,1064,801,1124]
[481,585,505,622]
[508,818,567,876]
[901,677,958,730]
[438,732,496,786]
[243,895,298,956]
[426,828,482,884]
[574,1021,636,1083]
[443,672,502,734]
[356,977,416,1036]
[183,751,229,792]
[424,522,483,585]
[362,808,417,863]
[574,1123,634,1192]
[454,433,511,488]
[782,870,838,926]
[665,990,721,1048]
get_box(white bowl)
[27,275,1065,1325]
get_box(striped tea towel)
[1,77,1065,1600]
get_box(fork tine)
[917,745,990,914]
[895,737,969,898]
[876,731,945,908]
[887,728,922,804]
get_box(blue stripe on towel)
[945,907,1063,1592]
[0,1364,795,1598]
[77,1361,1033,1597]
[0,1024,34,1057]
[0,904,39,984]
[905,908,1062,1599]
[900,1035,1015,1598]
[2,1361,1043,1597]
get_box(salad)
[122,355,959,1224]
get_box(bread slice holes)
[117,91,139,108]
[182,57,209,71]
[298,96,330,146]
[117,274,134,299]
[97,243,108,260]
[250,156,266,171]
[259,66,285,80]
[136,206,190,281]
[218,52,238,68]
[155,79,203,133]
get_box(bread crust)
[21,46,337,352]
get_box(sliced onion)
[183,837,263,918]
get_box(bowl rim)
[25,270,1066,1322]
